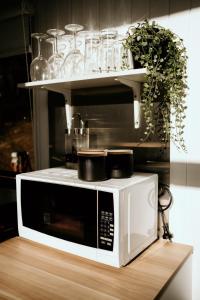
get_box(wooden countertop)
[0,237,192,300]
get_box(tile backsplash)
[48,86,169,184]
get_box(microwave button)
[105,238,112,242]
[110,224,114,227]
[110,233,113,236]
[100,236,109,241]
[100,237,112,242]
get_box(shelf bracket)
[63,90,72,134]
[117,77,141,129]
[42,85,73,133]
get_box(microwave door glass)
[21,180,97,248]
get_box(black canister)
[107,149,134,178]
[77,149,108,181]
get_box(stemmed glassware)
[30,33,50,81]
[57,34,74,59]
[46,37,55,57]
[46,29,65,79]
[61,24,85,78]
[30,26,134,82]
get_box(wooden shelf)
[18,68,146,131]
[18,68,146,95]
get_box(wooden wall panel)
[71,0,85,26]
[99,0,132,29]
[131,0,150,23]
[34,0,56,32]
[83,0,99,30]
[192,0,200,8]
[149,0,169,19]
[34,0,72,32]
[169,0,192,13]
[54,0,72,30]
[71,0,99,30]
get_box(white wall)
[169,4,200,300]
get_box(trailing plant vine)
[123,20,188,151]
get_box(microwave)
[16,168,158,267]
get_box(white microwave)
[16,168,158,267]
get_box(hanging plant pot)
[132,59,142,69]
[123,20,188,151]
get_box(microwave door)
[21,180,98,248]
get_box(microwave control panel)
[98,191,114,251]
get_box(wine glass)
[57,34,73,59]
[61,24,84,78]
[30,33,50,81]
[76,30,91,57]
[46,37,55,57]
[46,29,65,79]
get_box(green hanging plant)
[123,20,188,151]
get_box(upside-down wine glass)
[61,24,84,78]
[30,33,49,81]
[57,34,74,59]
[46,28,65,79]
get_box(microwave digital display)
[21,179,114,250]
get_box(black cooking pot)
[107,149,134,178]
[77,149,108,181]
